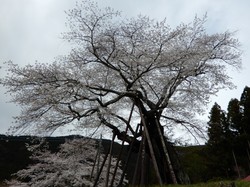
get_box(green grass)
[163,181,250,187]
[130,181,250,187]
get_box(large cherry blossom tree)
[1,0,241,184]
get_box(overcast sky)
[0,0,250,135]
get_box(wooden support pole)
[155,118,178,184]
[90,135,102,181]
[93,148,109,187]
[118,123,140,187]
[132,133,144,185]
[90,143,100,180]
[140,131,147,185]
[105,132,116,187]
[110,103,135,187]
[139,109,163,185]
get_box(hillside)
[0,134,247,185]
[0,134,135,183]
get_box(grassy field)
[164,181,249,187]
[1,180,249,187]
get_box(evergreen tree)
[240,86,250,135]
[226,98,242,136]
[226,98,243,178]
[207,103,226,147]
[206,103,232,178]
[239,86,250,174]
[206,87,250,179]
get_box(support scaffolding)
[90,101,184,186]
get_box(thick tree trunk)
[144,113,176,184]
[137,106,176,184]
[154,118,178,184]
[129,97,190,185]
[141,117,163,185]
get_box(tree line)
[206,86,250,179]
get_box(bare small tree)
[1,0,241,184]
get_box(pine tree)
[226,98,243,178]
[207,103,226,147]
[206,87,250,179]
[240,86,250,135]
[206,103,231,178]
[227,98,242,136]
[239,86,250,174]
